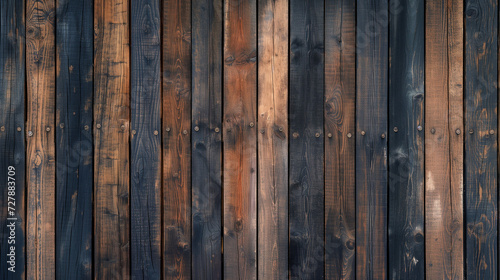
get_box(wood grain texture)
[162,0,191,278]
[356,0,388,278]
[55,0,93,278]
[324,0,355,278]
[388,0,425,278]
[26,0,56,279]
[0,0,26,279]
[223,0,257,279]
[192,0,222,278]
[289,0,324,279]
[257,0,288,279]
[465,0,498,278]
[131,0,161,279]
[425,0,464,278]
[93,0,130,278]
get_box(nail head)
[132,130,137,135]
[315,132,320,138]
[0,126,5,132]
[194,126,199,132]
[84,125,89,131]
[490,129,495,135]
[292,132,299,138]
[28,131,33,137]
[327,133,332,138]
[455,129,461,135]
[215,127,220,133]
[430,128,436,134]
[166,127,171,132]
[154,130,158,135]
[279,127,284,132]
[361,131,366,136]
[469,129,474,134]
[183,130,188,135]
[16,127,21,132]
[393,127,398,133]
[60,123,64,129]
[249,122,255,128]
[381,133,386,139]
[347,133,352,138]
[417,125,423,131]
[96,124,101,129]
[46,127,51,132]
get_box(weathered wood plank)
[223,0,257,278]
[26,0,56,278]
[388,0,425,278]
[465,0,498,278]
[425,0,464,278]
[192,0,222,278]
[257,0,288,278]
[289,0,324,278]
[162,0,191,278]
[0,0,26,279]
[55,0,93,278]
[356,0,388,278]
[93,0,130,278]
[131,0,161,279]
[324,0,355,278]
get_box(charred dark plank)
[130,0,161,279]
[192,0,222,278]
[0,0,26,279]
[388,0,425,278]
[356,0,388,278]
[289,0,324,278]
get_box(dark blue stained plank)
[356,0,388,278]
[130,0,162,279]
[55,0,93,278]
[388,0,425,278]
[289,0,324,278]
[465,0,498,278]
[0,0,25,279]
[192,0,223,279]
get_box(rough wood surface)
[162,0,192,278]
[465,0,498,278]
[257,0,289,279]
[0,0,26,279]
[130,0,162,279]
[388,0,425,278]
[425,0,464,278]
[26,0,56,278]
[93,0,130,278]
[223,0,257,278]
[192,0,223,278]
[289,0,324,279]
[324,0,355,278]
[355,0,388,278]
[55,0,93,278]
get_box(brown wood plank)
[425,0,464,278]
[162,0,192,278]
[223,0,257,278]
[93,0,130,278]
[257,0,288,278]
[324,0,355,278]
[26,0,56,278]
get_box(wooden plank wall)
[3,0,500,279]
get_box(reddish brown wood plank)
[162,0,191,278]
[26,0,56,278]
[93,0,130,278]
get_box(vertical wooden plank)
[425,0,464,278]
[289,0,324,278]
[93,0,130,278]
[162,0,191,278]
[55,0,93,278]
[192,0,222,278]
[0,0,26,279]
[388,0,425,278]
[355,0,388,278]
[26,0,56,279]
[223,0,257,278]
[465,0,498,278]
[324,0,355,278]
[131,0,161,279]
[257,0,288,278]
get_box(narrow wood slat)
[0,0,26,278]
[324,0,355,278]
[257,0,288,278]
[425,0,464,278]
[388,0,425,278]
[223,0,257,278]
[289,0,324,278]
[355,0,388,278]
[162,0,191,278]
[465,0,498,278]
[55,0,93,278]
[192,0,222,278]
[26,0,56,278]
[131,0,162,278]
[94,0,130,278]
